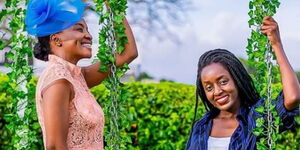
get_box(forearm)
[273,43,300,110]
[116,18,138,66]
[82,18,138,88]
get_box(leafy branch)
[247,0,282,149]
[93,0,130,149]
[0,0,41,149]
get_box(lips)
[215,95,229,105]
[81,41,92,50]
[82,43,92,49]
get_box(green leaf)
[114,15,124,24]
[6,51,14,60]
[249,1,254,9]
[117,46,124,54]
[255,106,265,114]
[256,117,265,128]
[248,18,255,27]
[99,65,109,72]
[272,0,281,8]
[5,0,12,8]
[252,127,263,136]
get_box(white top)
[207,136,231,150]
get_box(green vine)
[247,0,282,149]
[0,0,40,149]
[93,0,130,149]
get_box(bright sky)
[132,0,300,84]
[31,0,300,85]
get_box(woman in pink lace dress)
[25,0,138,149]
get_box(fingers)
[263,16,275,22]
[260,17,282,47]
[261,26,277,36]
[261,24,276,35]
[262,20,275,26]
[261,24,276,31]
[261,16,278,35]
[261,29,272,36]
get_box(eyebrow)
[216,75,226,80]
[75,23,88,30]
[202,75,226,84]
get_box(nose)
[85,31,93,41]
[213,85,223,96]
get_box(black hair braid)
[33,36,51,61]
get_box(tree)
[127,0,191,41]
[136,72,154,81]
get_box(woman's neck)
[217,111,238,119]
[52,51,79,65]
[217,102,240,119]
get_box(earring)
[56,42,62,47]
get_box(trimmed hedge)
[0,76,299,149]
[92,82,204,149]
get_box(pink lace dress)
[35,55,104,150]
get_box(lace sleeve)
[38,64,74,99]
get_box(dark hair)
[34,36,51,61]
[193,49,260,122]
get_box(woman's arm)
[42,80,73,150]
[82,17,138,88]
[261,16,300,110]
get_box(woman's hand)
[261,16,300,110]
[261,16,282,49]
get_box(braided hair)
[33,36,52,61]
[193,49,260,123]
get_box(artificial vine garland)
[0,0,39,149]
[93,0,130,149]
[1,0,130,149]
[247,0,282,149]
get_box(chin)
[82,51,92,58]
[215,100,236,111]
[79,47,92,58]
[85,53,92,58]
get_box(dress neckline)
[48,54,82,76]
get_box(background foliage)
[0,0,38,149]
[0,75,299,149]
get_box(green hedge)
[0,75,299,149]
[92,82,205,149]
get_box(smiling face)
[51,19,93,62]
[200,63,241,113]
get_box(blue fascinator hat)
[25,0,87,37]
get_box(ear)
[50,34,62,47]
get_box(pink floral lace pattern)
[35,55,104,150]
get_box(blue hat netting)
[25,0,87,37]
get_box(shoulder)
[43,79,73,95]
[196,112,211,125]
[39,63,73,84]
[38,63,74,97]
[186,112,212,149]
[49,62,72,77]
[41,79,74,106]
[192,112,212,133]
[43,79,72,93]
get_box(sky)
[28,0,300,85]
[131,0,300,85]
